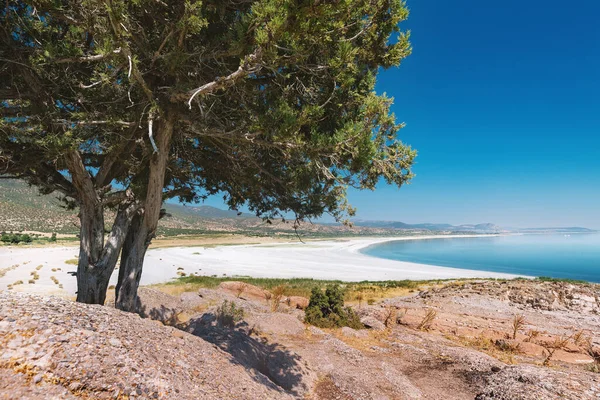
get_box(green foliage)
[305,284,362,329]
[216,300,244,329]
[0,232,32,244]
[1,0,416,225]
[49,233,57,242]
[536,276,588,284]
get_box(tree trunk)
[115,211,146,311]
[65,149,140,304]
[115,114,174,312]
[75,201,105,304]
[76,201,139,304]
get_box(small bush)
[49,232,57,242]
[511,314,526,339]
[270,284,287,312]
[216,300,244,329]
[305,284,362,329]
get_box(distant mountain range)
[350,219,596,234]
[0,179,596,236]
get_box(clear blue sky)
[203,0,600,228]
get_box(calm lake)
[361,233,600,282]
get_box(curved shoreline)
[0,234,528,297]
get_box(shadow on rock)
[187,313,311,396]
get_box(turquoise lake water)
[361,234,600,282]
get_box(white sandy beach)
[0,235,525,297]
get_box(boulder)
[284,296,310,310]
[341,326,368,338]
[360,316,386,331]
[247,312,305,336]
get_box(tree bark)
[65,150,139,304]
[115,210,145,311]
[115,114,174,312]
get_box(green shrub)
[49,233,57,242]
[305,284,363,329]
[216,300,244,329]
[0,233,32,244]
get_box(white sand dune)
[0,235,525,297]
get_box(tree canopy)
[1,0,416,309]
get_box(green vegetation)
[305,284,362,329]
[1,232,32,244]
[168,275,434,299]
[2,0,416,308]
[64,259,79,265]
[536,276,589,284]
[216,300,245,329]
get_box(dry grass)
[542,335,572,366]
[64,258,78,265]
[417,309,437,331]
[354,291,365,308]
[236,282,249,298]
[383,306,398,328]
[511,314,527,339]
[313,375,352,400]
[585,344,600,373]
[453,334,517,364]
[525,329,541,342]
[270,284,287,312]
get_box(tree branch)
[52,48,122,64]
[178,50,262,109]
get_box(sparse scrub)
[270,284,287,312]
[167,275,437,300]
[525,329,541,342]
[0,264,19,278]
[50,276,59,285]
[216,300,244,329]
[264,291,272,306]
[355,291,365,308]
[64,258,78,265]
[417,309,437,331]
[304,284,363,329]
[585,344,600,373]
[236,282,249,298]
[572,330,588,346]
[494,339,521,353]
[511,314,527,339]
[28,279,35,284]
[542,335,572,366]
[383,306,398,328]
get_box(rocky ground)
[2,279,600,399]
